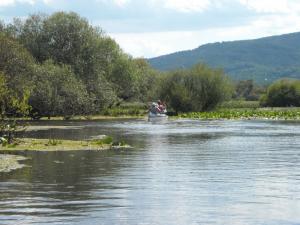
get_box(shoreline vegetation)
[5,105,300,121]
[179,108,300,120]
[178,101,300,120]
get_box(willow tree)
[0,72,30,144]
[159,64,233,113]
[0,33,35,97]
[29,60,92,118]
[16,12,121,109]
[260,79,300,107]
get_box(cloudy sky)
[1,0,300,58]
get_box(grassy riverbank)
[13,103,148,120]
[20,108,300,121]
[179,107,300,120]
[0,137,130,152]
[39,115,145,120]
[5,100,300,121]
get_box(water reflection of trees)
[0,149,138,219]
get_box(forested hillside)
[148,32,300,83]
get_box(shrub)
[29,60,92,118]
[159,64,233,112]
[260,79,300,107]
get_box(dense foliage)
[148,32,300,84]
[158,64,233,113]
[0,72,30,144]
[0,12,157,118]
[260,79,300,107]
[233,80,266,101]
[29,60,92,119]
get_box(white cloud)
[0,0,14,7]
[107,0,300,57]
[238,0,300,13]
[96,0,131,7]
[110,10,300,58]
[113,0,131,7]
[162,0,211,13]
[2,0,300,58]
[43,0,54,5]
[110,30,234,58]
[0,0,35,7]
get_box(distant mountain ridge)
[148,32,300,84]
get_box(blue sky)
[1,0,300,58]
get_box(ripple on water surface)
[1,119,300,225]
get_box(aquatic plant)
[179,108,300,120]
[46,139,62,146]
[0,138,130,151]
[92,136,113,145]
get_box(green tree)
[1,12,163,117]
[159,64,233,112]
[109,55,139,100]
[260,79,300,107]
[159,71,192,113]
[0,72,10,116]
[0,33,35,96]
[42,12,96,66]
[29,61,92,118]
[133,58,160,102]
[17,14,48,62]
[234,79,265,101]
[17,12,121,109]
[0,21,4,32]
[0,72,30,143]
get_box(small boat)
[148,101,168,122]
[148,111,168,122]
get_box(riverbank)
[17,103,148,120]
[179,108,300,120]
[0,137,130,152]
[6,106,300,121]
[0,154,27,172]
[14,115,145,121]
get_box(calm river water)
[0,119,300,225]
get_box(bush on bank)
[260,79,300,107]
[159,64,233,113]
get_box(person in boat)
[149,102,161,114]
[149,100,167,114]
[150,102,159,114]
[157,100,166,114]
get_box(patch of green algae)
[0,138,130,152]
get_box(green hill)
[148,32,300,84]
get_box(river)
[0,119,300,225]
